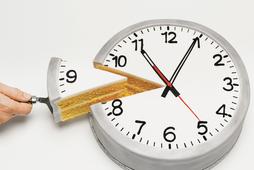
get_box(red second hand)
[153,65,201,121]
[152,65,172,87]
[178,96,200,121]
[141,49,201,121]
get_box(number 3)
[223,77,234,91]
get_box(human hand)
[0,83,32,124]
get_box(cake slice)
[56,64,162,122]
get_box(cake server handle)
[28,96,53,113]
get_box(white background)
[0,0,253,169]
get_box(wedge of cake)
[56,64,162,122]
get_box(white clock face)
[99,25,240,150]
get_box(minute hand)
[140,49,201,121]
[170,37,200,84]
[161,37,200,98]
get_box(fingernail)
[23,92,31,100]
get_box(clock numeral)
[135,120,146,135]
[163,127,176,142]
[66,70,77,83]
[132,39,144,51]
[223,77,234,91]
[197,121,208,135]
[216,104,232,118]
[213,54,225,66]
[110,99,123,116]
[161,32,178,43]
[112,55,127,67]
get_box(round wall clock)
[43,19,250,170]
[89,19,250,170]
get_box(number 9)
[66,70,77,83]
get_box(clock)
[44,19,250,170]
[89,19,250,170]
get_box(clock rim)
[92,19,250,161]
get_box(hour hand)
[140,49,180,97]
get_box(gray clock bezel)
[47,57,62,122]
[90,19,250,170]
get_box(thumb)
[0,83,31,102]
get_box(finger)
[0,103,13,113]
[0,93,32,116]
[0,111,15,124]
[0,82,31,102]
